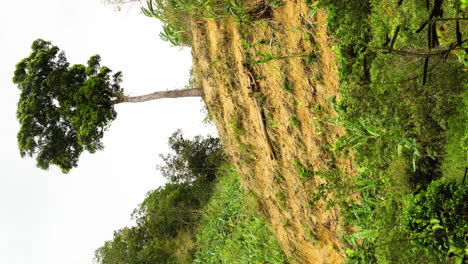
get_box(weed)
[240,39,252,49]
[292,158,314,180]
[254,50,310,64]
[268,0,286,9]
[289,115,300,127]
[230,115,244,137]
[302,225,318,244]
[305,52,318,65]
[281,81,294,93]
[255,50,277,63]
[266,113,279,128]
[141,0,192,46]
[274,170,285,183]
[281,217,292,228]
[194,166,288,263]
[274,191,288,210]
[308,183,326,207]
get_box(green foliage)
[94,164,288,264]
[289,115,300,127]
[95,181,214,264]
[255,50,277,63]
[159,129,225,183]
[442,88,468,180]
[292,158,313,180]
[268,0,286,9]
[401,178,468,262]
[13,39,122,172]
[230,114,244,137]
[462,0,468,9]
[95,129,285,263]
[133,182,213,238]
[281,81,293,93]
[141,0,193,46]
[141,0,273,46]
[194,166,288,263]
[321,1,467,262]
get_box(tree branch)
[111,88,204,104]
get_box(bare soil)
[191,2,356,263]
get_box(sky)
[0,1,215,263]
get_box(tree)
[13,39,203,172]
[95,181,213,264]
[158,130,225,183]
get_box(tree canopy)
[13,39,203,173]
[94,181,214,264]
[159,129,225,183]
[13,39,123,172]
[94,131,225,263]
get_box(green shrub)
[142,0,193,46]
[401,178,468,262]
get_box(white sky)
[0,1,215,263]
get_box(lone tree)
[13,39,203,173]
[159,129,225,183]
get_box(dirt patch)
[192,2,356,263]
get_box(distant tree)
[13,39,203,172]
[95,181,213,264]
[94,226,175,264]
[158,130,225,183]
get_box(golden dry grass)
[191,2,356,263]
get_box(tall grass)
[194,165,288,264]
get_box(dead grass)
[191,2,356,263]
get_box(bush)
[141,0,193,46]
[159,129,225,183]
[401,178,468,262]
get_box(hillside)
[95,0,467,263]
[191,2,352,263]
[189,0,467,262]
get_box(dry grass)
[191,2,356,263]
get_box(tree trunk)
[111,88,203,104]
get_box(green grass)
[230,115,244,137]
[281,81,294,93]
[194,166,288,264]
[289,115,300,127]
[292,158,314,180]
[94,163,287,264]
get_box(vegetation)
[94,181,213,264]
[159,129,225,183]
[140,0,286,46]
[15,0,466,262]
[318,0,468,262]
[193,166,288,264]
[13,39,202,172]
[94,132,287,263]
[137,0,467,262]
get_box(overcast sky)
[0,1,215,263]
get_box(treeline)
[94,131,287,264]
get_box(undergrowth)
[194,165,288,264]
[319,0,468,262]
